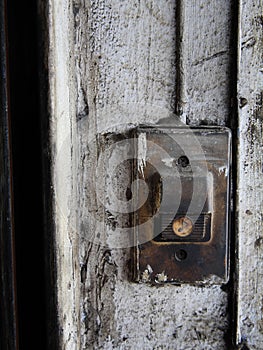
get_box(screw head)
[172,216,193,237]
[177,155,190,167]
[175,249,187,261]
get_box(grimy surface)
[44,0,262,349]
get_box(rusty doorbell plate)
[131,126,231,284]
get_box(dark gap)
[224,0,240,349]
[6,1,47,349]
[0,0,18,348]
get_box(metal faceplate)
[132,126,231,284]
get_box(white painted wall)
[237,0,263,348]
[43,0,263,348]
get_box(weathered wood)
[236,0,263,348]
[177,0,233,126]
[46,0,235,348]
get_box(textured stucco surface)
[46,0,240,349]
[237,0,263,348]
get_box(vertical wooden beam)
[237,0,263,348]
[178,0,233,126]
[45,0,235,348]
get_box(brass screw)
[172,216,193,237]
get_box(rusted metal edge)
[131,126,232,286]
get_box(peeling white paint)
[137,133,147,179]
[147,264,153,274]
[141,269,151,283]
[141,265,153,283]
[155,272,168,283]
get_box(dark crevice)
[6,1,47,349]
[0,0,18,348]
[226,0,240,349]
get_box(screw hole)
[177,155,190,167]
[175,249,187,261]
